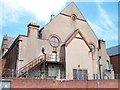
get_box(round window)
[90,44,95,52]
[71,14,77,21]
[50,36,60,47]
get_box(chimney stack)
[27,22,40,38]
[1,35,9,56]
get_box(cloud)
[98,4,117,31]
[0,0,67,25]
[87,3,118,44]
[0,0,67,45]
[87,20,118,41]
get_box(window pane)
[50,37,59,47]
[83,70,88,80]
[78,69,82,80]
[73,69,77,80]
[106,60,109,70]
[51,52,57,61]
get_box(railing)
[1,68,120,80]
[46,54,60,62]
[16,55,44,77]
[2,54,60,78]
[1,68,65,79]
[15,54,60,77]
[109,64,113,70]
[2,68,14,77]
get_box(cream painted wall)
[66,37,93,80]
[42,11,99,66]
[17,32,60,70]
[42,2,98,48]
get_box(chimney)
[27,22,40,38]
[98,39,106,50]
[1,35,9,56]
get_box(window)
[51,51,57,61]
[39,33,42,39]
[90,44,95,52]
[78,69,82,80]
[71,14,77,21]
[50,36,59,47]
[73,69,88,80]
[73,69,77,80]
[106,60,110,70]
[83,70,88,80]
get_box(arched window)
[51,51,57,61]
[106,60,109,70]
[89,44,95,52]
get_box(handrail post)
[17,54,45,78]
[43,53,46,79]
[12,69,14,78]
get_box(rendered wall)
[66,36,93,80]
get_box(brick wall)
[11,78,119,89]
[110,55,120,73]
[0,59,7,77]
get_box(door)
[48,65,58,79]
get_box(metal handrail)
[46,54,60,62]
[2,54,61,77]
[17,55,44,76]
[17,54,60,76]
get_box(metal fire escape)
[16,55,45,77]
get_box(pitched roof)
[63,29,91,50]
[40,2,87,32]
[61,2,85,20]
[107,45,120,56]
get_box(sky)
[0,0,119,48]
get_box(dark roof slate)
[107,45,120,56]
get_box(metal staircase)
[2,54,60,78]
[17,55,44,77]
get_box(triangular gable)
[64,29,91,50]
[41,2,87,31]
[60,2,85,21]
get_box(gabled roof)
[60,2,85,20]
[40,2,87,32]
[63,29,91,50]
[107,45,120,56]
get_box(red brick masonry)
[11,78,119,89]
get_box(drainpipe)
[98,47,102,80]
[42,48,46,78]
[98,56,102,79]
[97,55,101,90]
[43,53,46,79]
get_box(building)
[107,45,120,79]
[1,2,114,80]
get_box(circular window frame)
[71,14,77,21]
[49,34,61,48]
[89,43,95,53]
